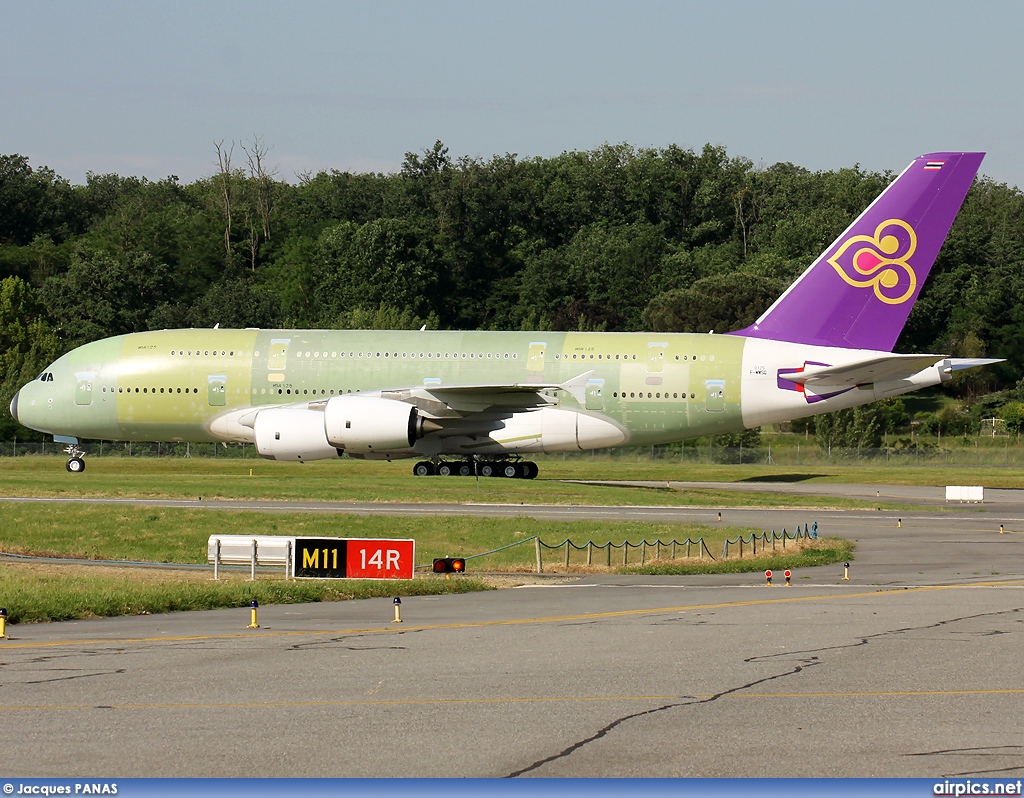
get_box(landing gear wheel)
[438,464,454,477]
[66,457,86,473]
[502,463,522,479]
[479,462,497,477]
[457,463,473,477]
[413,461,434,477]
[522,461,539,480]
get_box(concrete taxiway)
[0,484,1022,778]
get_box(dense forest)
[3,140,1024,444]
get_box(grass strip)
[0,503,813,565]
[0,456,921,509]
[0,563,489,624]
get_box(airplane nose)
[9,390,19,423]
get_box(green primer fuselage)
[22,328,748,447]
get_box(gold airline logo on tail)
[827,218,918,304]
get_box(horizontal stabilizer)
[780,353,948,390]
[948,358,1004,372]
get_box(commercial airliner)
[10,152,1000,477]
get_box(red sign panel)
[345,538,416,580]
[294,537,415,580]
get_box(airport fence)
[563,441,1024,467]
[720,523,817,559]
[4,439,1024,466]
[456,534,716,573]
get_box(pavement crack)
[744,607,1023,664]
[505,660,820,777]
[288,634,407,652]
[25,668,127,684]
[907,745,1024,757]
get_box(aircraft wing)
[780,354,1003,391]
[389,371,596,416]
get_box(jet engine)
[253,396,432,461]
[253,407,342,462]
[323,395,430,453]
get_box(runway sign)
[295,537,415,579]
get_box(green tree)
[39,246,174,346]
[812,405,884,449]
[643,273,784,333]
[0,276,60,436]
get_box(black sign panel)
[294,538,348,579]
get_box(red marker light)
[433,557,467,574]
[765,570,773,578]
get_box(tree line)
[3,140,1023,443]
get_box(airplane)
[9,151,1001,478]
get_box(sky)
[3,0,1024,187]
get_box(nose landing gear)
[63,444,86,473]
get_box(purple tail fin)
[731,152,984,351]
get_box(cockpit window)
[38,372,54,382]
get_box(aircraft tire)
[66,457,86,473]
[438,464,454,477]
[479,462,496,477]
[523,461,539,480]
[413,461,433,477]
[502,463,521,479]
[457,463,472,477]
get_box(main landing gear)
[63,444,86,473]
[412,459,539,479]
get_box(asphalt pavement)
[0,483,1022,778]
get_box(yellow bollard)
[247,599,259,629]
[0,607,7,639]
[249,469,253,477]
[717,512,722,522]
[842,562,850,581]
[897,518,902,528]
[1000,524,1004,534]
[392,597,403,623]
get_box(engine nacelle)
[323,395,425,454]
[479,407,626,453]
[253,407,341,462]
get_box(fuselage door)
[705,379,725,412]
[268,339,289,371]
[527,342,547,373]
[75,372,95,406]
[208,375,227,407]
[585,378,604,411]
[647,342,668,373]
